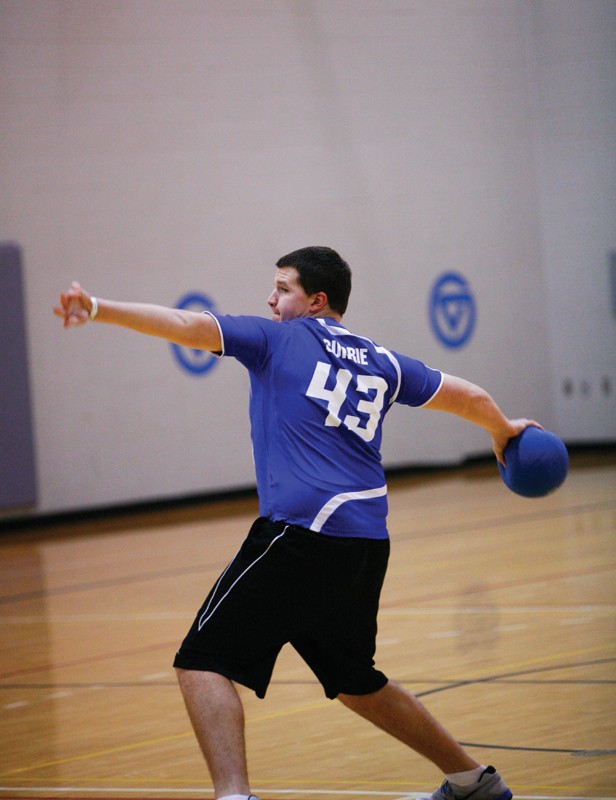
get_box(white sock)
[217,795,255,800]
[447,766,486,787]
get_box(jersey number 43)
[305,361,388,443]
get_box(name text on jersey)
[323,338,369,365]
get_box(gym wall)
[1,1,614,517]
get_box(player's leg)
[338,680,478,772]
[173,519,295,799]
[176,668,251,798]
[338,684,511,800]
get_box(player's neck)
[311,309,342,322]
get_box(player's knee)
[337,682,389,710]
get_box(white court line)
[1,788,614,800]
[379,606,616,615]
[494,624,527,632]
[0,606,614,624]
[0,612,193,624]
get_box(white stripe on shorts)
[197,526,289,631]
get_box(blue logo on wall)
[170,292,219,376]
[429,272,476,348]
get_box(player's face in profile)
[267,267,314,322]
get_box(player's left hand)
[492,419,542,466]
[53,282,94,328]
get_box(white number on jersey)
[305,361,388,442]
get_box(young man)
[55,246,535,800]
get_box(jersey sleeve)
[391,350,443,408]
[211,313,283,373]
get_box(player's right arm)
[53,282,222,352]
[424,372,539,465]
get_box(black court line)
[0,561,227,606]
[415,657,616,757]
[1,657,614,690]
[467,678,616,685]
[2,672,615,691]
[460,741,616,757]
[393,498,616,543]
[0,499,614,607]
[411,657,616,698]
[1,659,613,760]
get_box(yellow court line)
[0,699,330,777]
[497,644,615,674]
[1,644,612,778]
[404,643,616,687]
[0,733,192,777]
[3,780,616,796]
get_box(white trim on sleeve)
[203,311,225,357]
[415,370,445,408]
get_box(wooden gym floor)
[0,450,614,800]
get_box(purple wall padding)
[0,243,37,509]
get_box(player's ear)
[310,291,328,312]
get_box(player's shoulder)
[317,318,396,356]
[215,312,283,337]
[305,316,377,344]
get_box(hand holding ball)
[499,426,569,498]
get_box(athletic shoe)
[427,766,512,800]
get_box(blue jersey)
[211,314,443,539]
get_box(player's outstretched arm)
[424,373,539,465]
[53,282,222,352]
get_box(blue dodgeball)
[499,426,569,498]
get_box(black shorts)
[173,517,390,699]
